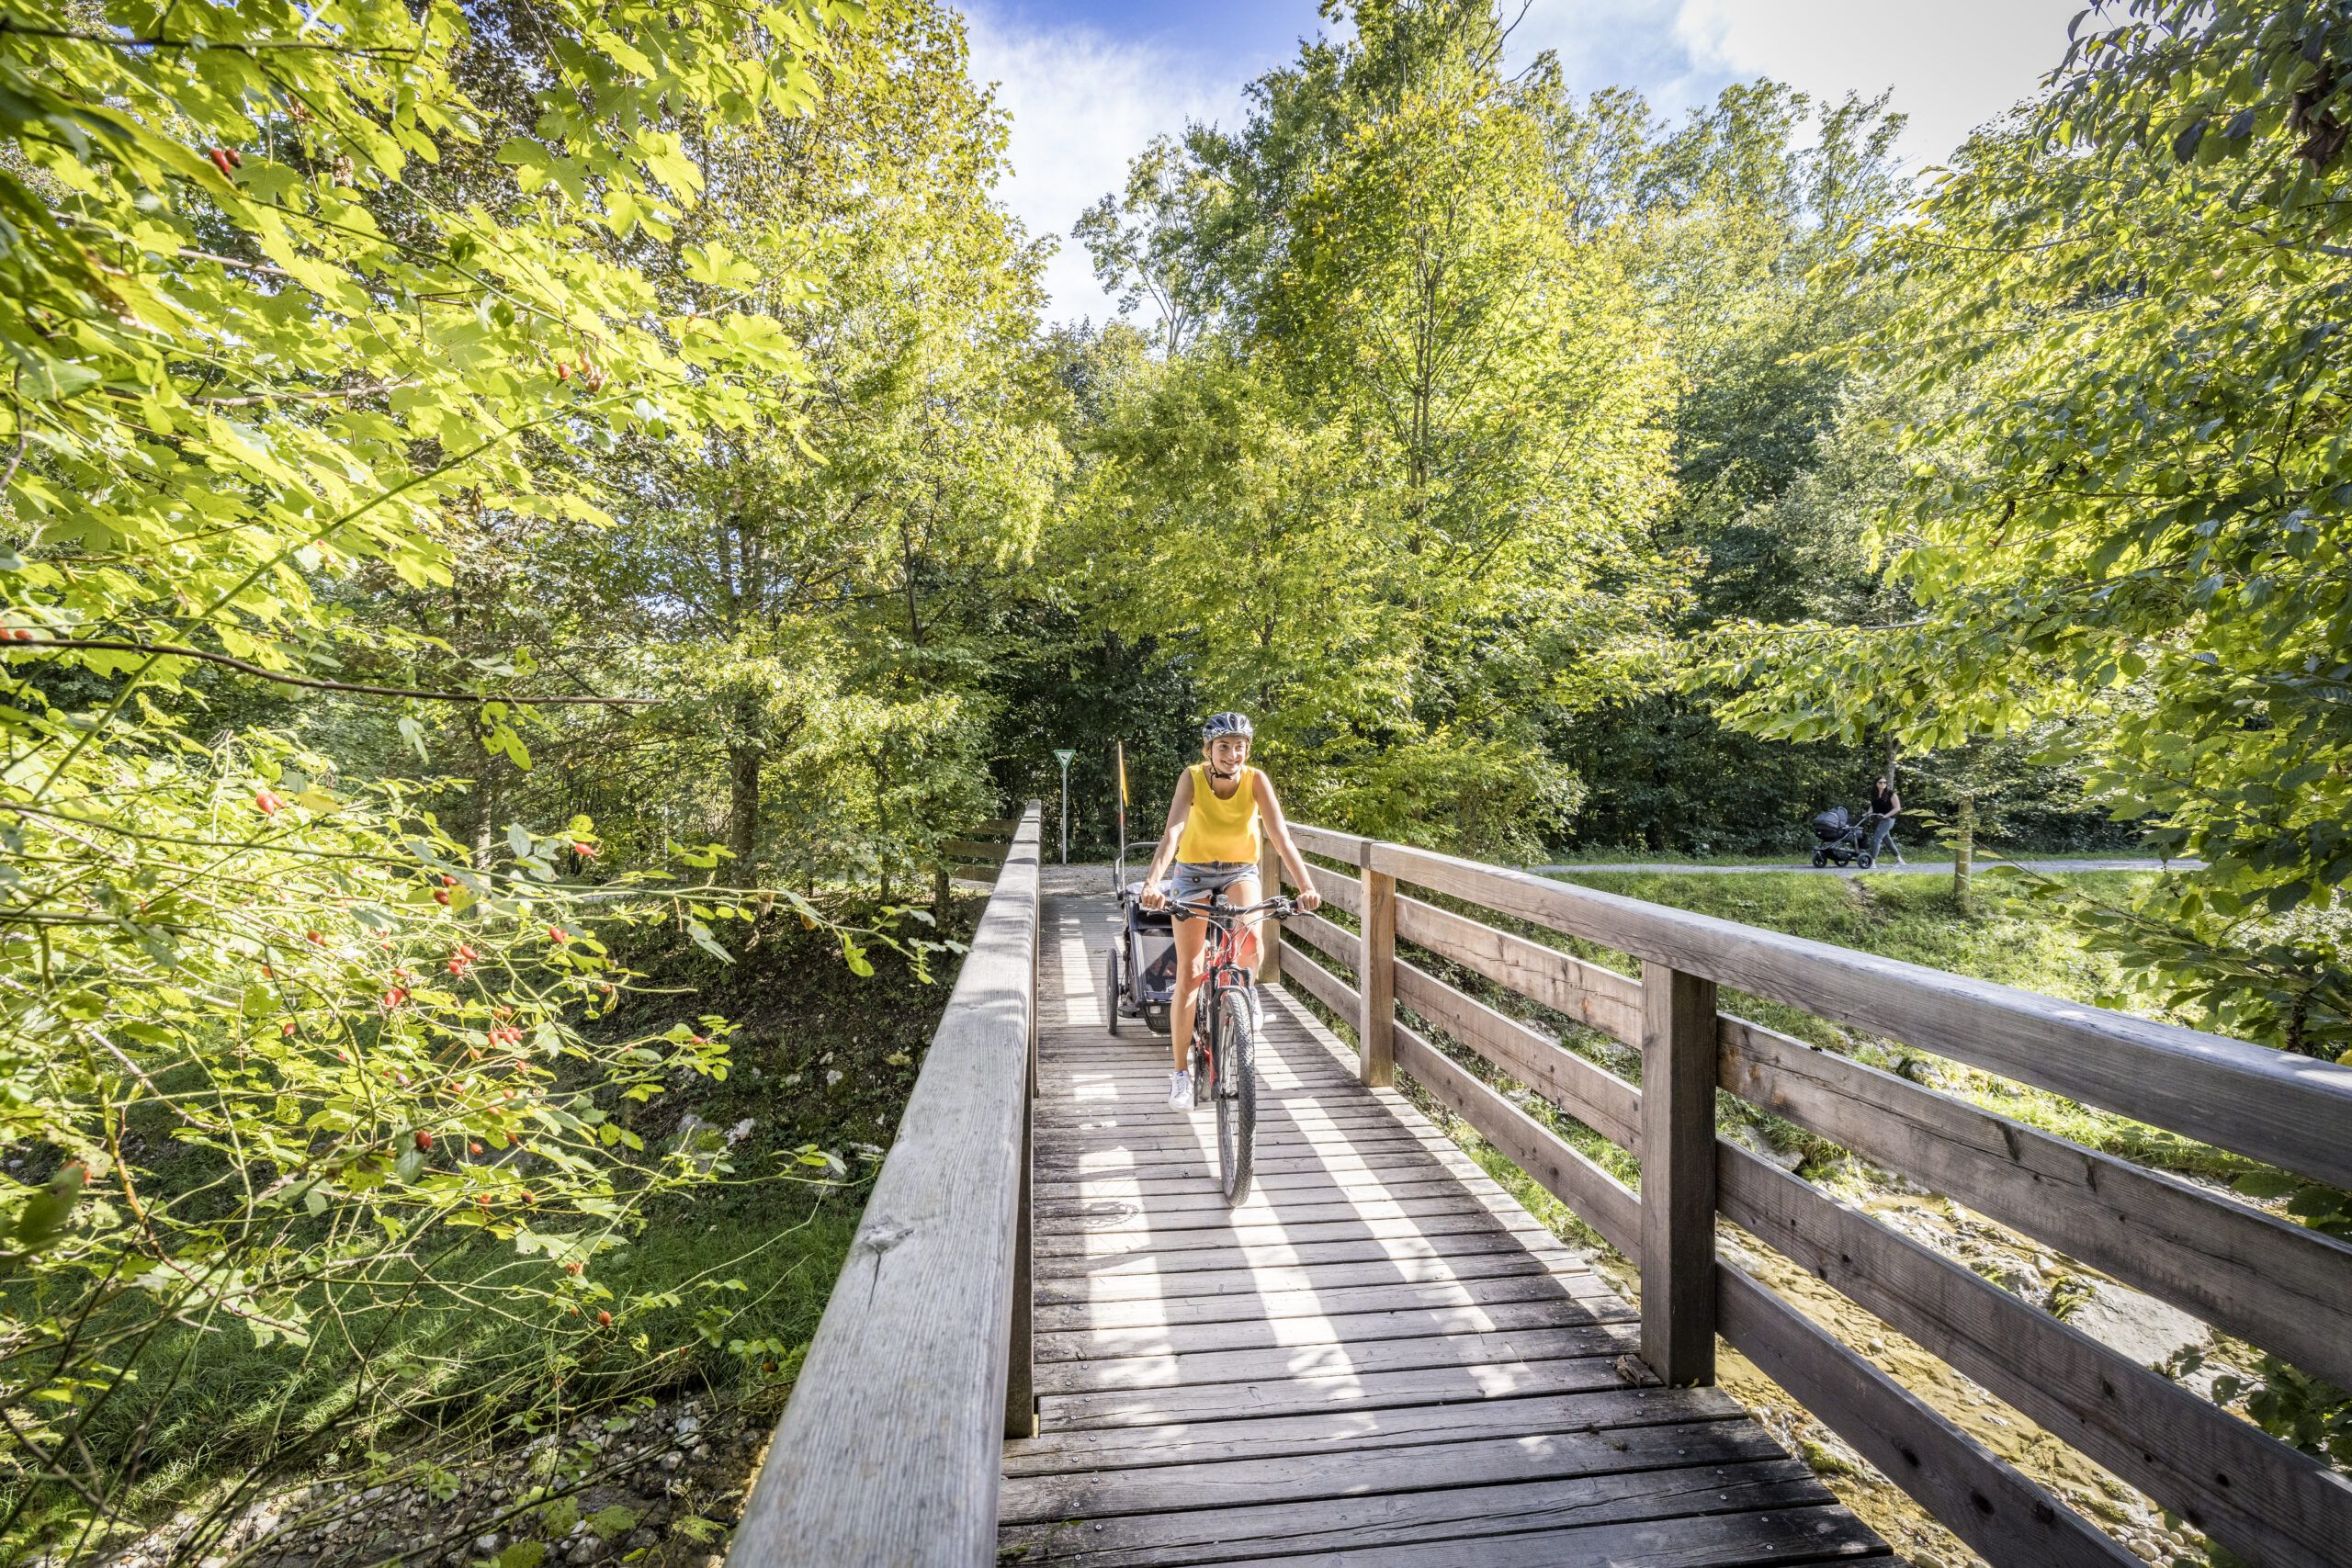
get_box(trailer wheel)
[1105,945,1122,1036]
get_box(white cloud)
[967,2,2086,323]
[1520,0,2083,172]
[1675,0,2081,167]
[961,6,1255,330]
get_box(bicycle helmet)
[1201,711,1254,743]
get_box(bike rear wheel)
[1215,988,1257,1204]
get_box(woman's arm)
[1138,768,1193,909]
[1252,769,1322,911]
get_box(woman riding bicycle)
[1138,712,1323,1109]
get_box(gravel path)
[1534,858,2197,876]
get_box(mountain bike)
[1170,894,1296,1205]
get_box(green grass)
[1530,868,2253,1179]
[5,901,978,1558]
[1536,846,2172,867]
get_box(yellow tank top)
[1176,764,1260,864]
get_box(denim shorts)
[1170,860,1257,904]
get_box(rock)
[675,1415,700,1437]
[659,1452,684,1472]
[690,1444,711,1462]
[1722,1120,1801,1171]
[2071,1281,2209,1369]
[475,1536,499,1554]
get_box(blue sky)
[959,1,2086,326]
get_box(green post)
[1052,749,1075,865]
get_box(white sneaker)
[1168,1070,1192,1110]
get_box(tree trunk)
[1953,792,1974,913]
[728,743,763,874]
[471,772,500,871]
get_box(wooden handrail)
[1288,823,2352,1191]
[1274,821,2352,1568]
[730,803,1041,1566]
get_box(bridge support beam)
[1640,960,1719,1386]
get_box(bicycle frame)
[1170,897,1291,1093]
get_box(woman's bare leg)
[1170,913,1207,1071]
[1226,875,1265,980]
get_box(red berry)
[414,1130,433,1152]
[281,1020,297,1037]
[595,1310,611,1326]
[254,790,282,816]
[208,147,235,176]
[547,927,569,943]
[435,889,450,906]
[564,1260,582,1275]
[307,931,324,945]
[469,1141,484,1155]
[441,874,458,886]
[571,842,595,858]
[477,1194,491,1208]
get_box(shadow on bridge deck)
[998,891,1888,1566]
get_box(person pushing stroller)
[1865,774,1904,865]
[1806,775,1905,868]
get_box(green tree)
[1703,0,2352,1057]
[1064,0,1684,856]
[0,0,926,1547]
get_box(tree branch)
[0,18,421,56]
[9,638,655,705]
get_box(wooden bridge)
[729,806,2352,1566]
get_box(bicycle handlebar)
[1167,896,1297,921]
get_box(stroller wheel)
[1104,945,1122,1036]
[1811,850,1827,868]
[1858,852,1874,870]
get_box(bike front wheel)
[1214,989,1257,1205]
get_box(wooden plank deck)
[1000,891,1890,1566]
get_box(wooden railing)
[729,803,1041,1566]
[1275,824,2352,1568]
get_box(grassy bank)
[6,900,978,1565]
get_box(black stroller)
[1104,743,1179,1036]
[1808,805,1889,869]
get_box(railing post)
[1359,861,1396,1088]
[1639,960,1719,1385]
[1257,836,1283,985]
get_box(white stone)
[2071,1281,2210,1369]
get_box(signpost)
[1053,749,1075,864]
